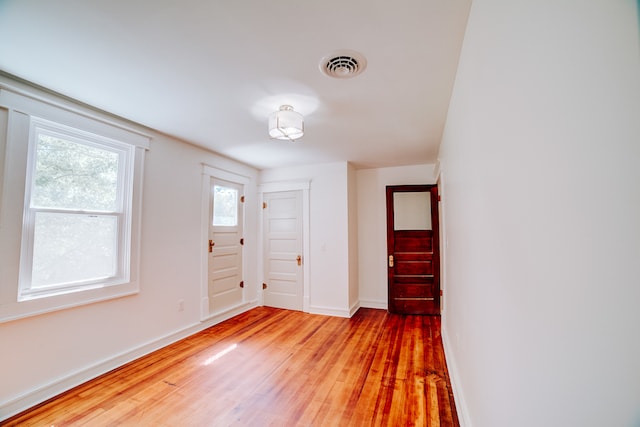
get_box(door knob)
[296,255,302,266]
[209,239,215,253]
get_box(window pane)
[32,134,119,211]
[213,185,238,226]
[394,192,431,230]
[31,212,118,288]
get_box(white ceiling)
[0,0,470,170]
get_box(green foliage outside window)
[33,134,119,211]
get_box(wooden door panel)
[393,299,439,315]
[394,284,434,298]
[394,231,433,251]
[394,252,433,261]
[395,260,433,276]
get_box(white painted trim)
[359,298,388,310]
[255,190,264,308]
[259,180,311,313]
[349,301,361,317]
[200,164,251,321]
[199,300,259,324]
[0,300,258,422]
[200,163,253,321]
[0,90,147,324]
[259,180,310,193]
[0,85,151,149]
[199,172,211,321]
[433,158,441,183]
[308,305,351,318]
[441,324,471,427]
[436,167,447,316]
[301,188,310,313]
[203,164,251,185]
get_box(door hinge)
[438,195,441,202]
[262,283,268,290]
[240,195,245,203]
[388,255,394,267]
[240,238,244,245]
[239,281,244,288]
[262,202,267,209]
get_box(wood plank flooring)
[3,307,459,426]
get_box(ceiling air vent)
[320,50,367,79]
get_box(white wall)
[356,164,436,309]
[347,163,359,313]
[0,76,260,419]
[439,1,640,426]
[260,162,352,316]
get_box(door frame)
[258,181,310,313]
[200,164,252,321]
[386,184,441,314]
[434,164,448,316]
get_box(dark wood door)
[386,185,440,315]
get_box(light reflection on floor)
[203,343,238,366]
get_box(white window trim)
[18,118,135,301]
[0,84,149,323]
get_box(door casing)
[262,190,303,311]
[208,178,244,314]
[200,165,251,321]
[259,181,310,312]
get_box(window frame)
[0,84,149,323]
[17,118,135,301]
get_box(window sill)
[0,281,139,324]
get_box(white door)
[263,190,303,311]
[208,178,244,314]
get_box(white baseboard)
[0,301,258,421]
[201,300,259,324]
[349,301,361,317]
[308,304,351,318]
[441,324,472,427]
[358,298,388,310]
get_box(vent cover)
[320,50,367,79]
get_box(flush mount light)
[268,105,304,141]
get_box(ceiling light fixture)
[268,105,304,141]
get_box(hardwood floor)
[4,307,459,426]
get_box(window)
[18,119,134,300]
[212,185,238,226]
[0,85,149,323]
